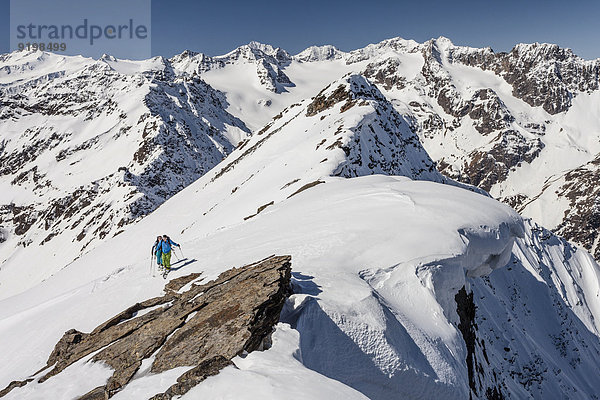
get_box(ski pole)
[178,247,185,259]
[150,255,154,277]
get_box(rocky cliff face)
[0,255,292,399]
[518,155,600,260]
[452,43,600,114]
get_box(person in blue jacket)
[161,234,180,274]
[151,236,163,270]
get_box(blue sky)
[1,0,599,59]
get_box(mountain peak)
[346,73,387,101]
[246,40,278,52]
[434,36,454,46]
[214,41,292,68]
[99,53,117,62]
[294,45,345,62]
[172,49,200,60]
[305,74,387,117]
[510,41,581,61]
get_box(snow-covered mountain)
[2,36,600,400]
[0,51,249,297]
[1,67,600,399]
[169,36,600,260]
[4,37,599,292]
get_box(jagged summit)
[245,40,286,55]
[99,53,117,62]
[294,45,346,62]
[222,41,292,65]
[431,35,455,48]
[306,73,389,114]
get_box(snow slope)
[3,35,600,302]
[0,174,524,400]
[0,50,249,298]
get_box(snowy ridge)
[176,73,449,231]
[294,45,346,62]
[0,174,526,399]
[190,36,600,259]
[170,41,294,94]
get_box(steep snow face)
[170,73,449,231]
[177,53,366,131]
[465,220,600,399]
[0,50,249,299]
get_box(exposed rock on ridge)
[0,255,292,399]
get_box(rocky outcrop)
[306,83,354,117]
[455,287,505,400]
[1,255,292,399]
[467,89,515,135]
[453,43,600,115]
[462,130,544,192]
[363,58,407,90]
[543,156,600,260]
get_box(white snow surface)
[0,49,249,299]
[0,68,531,398]
[0,174,524,399]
